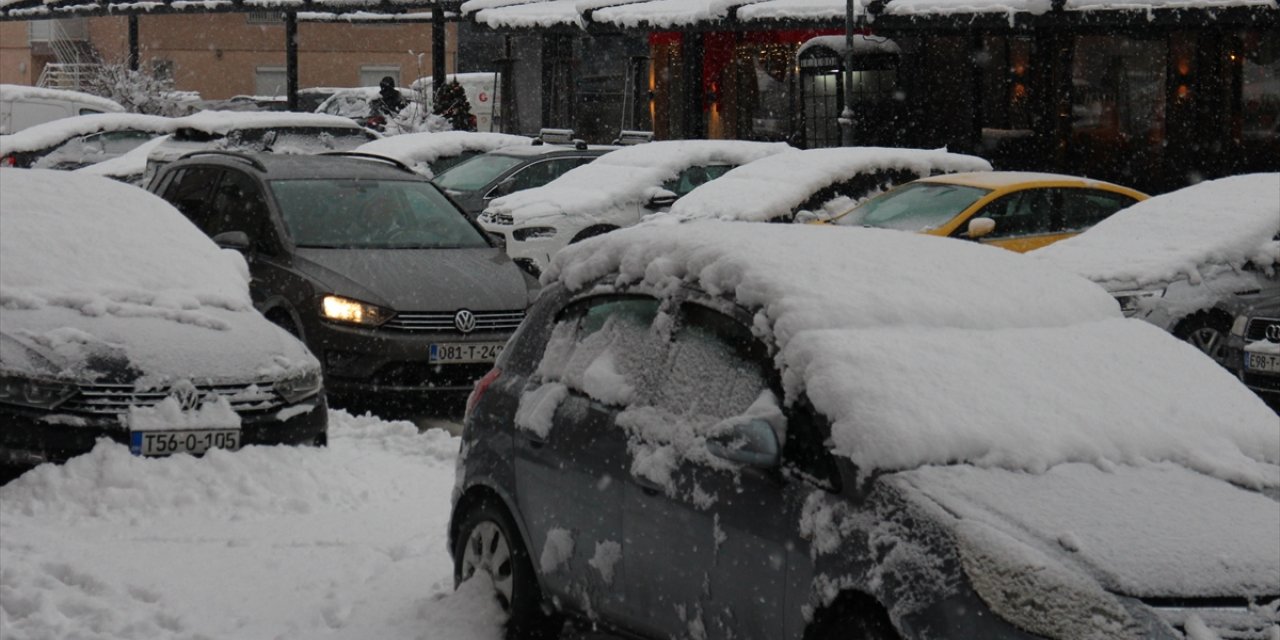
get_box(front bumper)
[1223,340,1280,410]
[478,222,558,277]
[0,395,328,468]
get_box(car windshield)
[833,182,991,231]
[433,153,526,192]
[269,179,490,249]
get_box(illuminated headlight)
[957,522,1139,639]
[321,295,393,326]
[1112,289,1164,317]
[0,374,78,410]
[274,368,322,403]
[512,226,557,242]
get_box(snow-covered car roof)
[315,86,418,118]
[486,140,792,222]
[0,84,125,113]
[546,221,1279,487]
[1032,173,1280,288]
[0,169,315,382]
[74,134,170,182]
[0,113,177,157]
[354,131,531,175]
[666,146,993,222]
[172,110,369,135]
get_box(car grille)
[1244,316,1280,343]
[382,310,524,332]
[61,382,284,415]
[1144,596,1280,640]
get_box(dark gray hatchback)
[148,152,537,413]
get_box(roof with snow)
[1032,173,1280,288]
[544,221,1280,484]
[0,0,462,20]
[666,146,992,223]
[354,131,532,175]
[0,113,177,157]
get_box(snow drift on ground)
[0,411,505,640]
[545,222,1280,483]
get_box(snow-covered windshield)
[269,179,489,250]
[834,181,990,231]
[434,153,525,192]
[225,127,373,153]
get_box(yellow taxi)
[827,171,1148,252]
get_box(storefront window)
[1242,28,1280,138]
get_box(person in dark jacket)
[374,76,407,117]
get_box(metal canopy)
[0,0,462,21]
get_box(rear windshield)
[833,182,991,232]
[433,153,525,192]
[269,179,489,249]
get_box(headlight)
[957,522,1139,639]
[513,226,557,242]
[0,375,78,410]
[1112,289,1164,317]
[321,295,393,326]
[1230,315,1249,337]
[274,368,322,403]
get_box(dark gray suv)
[148,151,537,413]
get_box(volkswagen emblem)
[1266,322,1280,342]
[168,380,201,411]
[454,309,477,334]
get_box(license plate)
[130,429,241,457]
[430,341,505,364]
[1245,351,1280,374]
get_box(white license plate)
[130,429,241,457]
[1245,352,1280,374]
[429,341,505,364]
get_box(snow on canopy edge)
[544,221,1279,486]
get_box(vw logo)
[168,380,201,411]
[1266,323,1280,342]
[454,309,477,334]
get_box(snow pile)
[0,410,504,640]
[486,139,791,223]
[1033,173,1280,288]
[464,0,584,28]
[545,222,1280,483]
[0,113,175,156]
[666,147,991,223]
[356,131,531,177]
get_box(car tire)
[454,500,562,639]
[1174,311,1232,362]
[804,595,901,640]
[267,309,303,340]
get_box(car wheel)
[454,500,562,639]
[804,596,901,640]
[1174,311,1232,362]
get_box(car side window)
[160,167,222,229]
[661,165,734,197]
[206,170,278,255]
[649,303,771,421]
[537,296,668,406]
[1059,189,1137,230]
[973,189,1056,238]
[509,158,587,192]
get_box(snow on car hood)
[1032,173,1280,289]
[485,140,792,222]
[294,247,531,311]
[666,147,993,222]
[895,463,1280,598]
[355,131,531,177]
[547,222,1280,486]
[0,170,315,383]
[0,113,176,156]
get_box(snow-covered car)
[0,112,177,169]
[147,152,537,415]
[315,85,421,131]
[142,110,379,184]
[663,146,993,223]
[477,140,792,275]
[353,130,532,178]
[434,141,615,219]
[451,221,1279,640]
[1033,173,1280,360]
[0,84,125,134]
[829,171,1148,252]
[0,169,327,474]
[73,134,170,186]
[1224,297,1280,411]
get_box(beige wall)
[5,15,457,100]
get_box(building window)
[247,11,282,24]
[255,67,287,97]
[359,66,401,88]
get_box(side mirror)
[646,192,679,210]
[487,177,516,200]
[212,230,251,252]
[708,418,780,468]
[967,217,996,239]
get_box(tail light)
[465,367,501,421]
[2,156,15,167]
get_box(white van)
[0,84,125,134]
[410,72,502,133]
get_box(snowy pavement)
[0,410,509,640]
